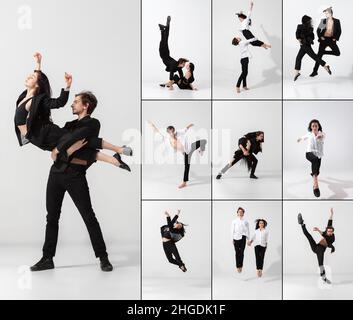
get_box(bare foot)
[178,182,187,189]
[235,87,241,93]
[237,268,242,273]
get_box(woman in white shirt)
[236,1,271,49]
[248,219,269,277]
[297,119,325,198]
[231,207,250,273]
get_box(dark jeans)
[236,57,249,88]
[255,245,267,270]
[163,241,183,267]
[183,139,207,182]
[302,224,326,267]
[242,29,264,47]
[295,44,326,70]
[42,166,108,258]
[233,236,246,268]
[313,37,340,73]
[306,152,321,177]
[220,149,258,175]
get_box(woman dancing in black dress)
[15,53,132,170]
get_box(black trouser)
[313,37,340,73]
[163,241,183,267]
[233,236,247,268]
[255,245,267,270]
[183,139,207,182]
[42,166,108,259]
[236,57,249,88]
[159,28,176,81]
[242,29,264,47]
[306,152,321,177]
[302,224,326,267]
[295,44,326,70]
[220,149,258,175]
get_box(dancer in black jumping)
[158,16,196,90]
[216,131,264,180]
[298,208,335,284]
[294,15,332,81]
[161,210,187,272]
[15,52,132,170]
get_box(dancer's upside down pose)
[297,119,325,198]
[216,131,264,180]
[161,210,187,272]
[158,16,197,91]
[15,53,132,171]
[298,208,335,284]
[148,121,207,189]
[294,15,332,81]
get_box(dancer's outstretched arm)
[148,121,165,139]
[328,208,334,224]
[313,227,323,235]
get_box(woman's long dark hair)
[255,219,268,230]
[176,221,187,236]
[34,70,52,97]
[188,63,195,84]
[307,119,323,132]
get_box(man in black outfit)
[30,91,113,272]
[159,16,188,89]
[311,7,341,77]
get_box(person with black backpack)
[161,210,187,272]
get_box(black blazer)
[317,18,341,41]
[15,89,69,146]
[165,58,184,80]
[296,24,315,45]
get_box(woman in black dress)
[216,131,264,180]
[294,15,332,81]
[15,53,132,170]
[161,210,187,272]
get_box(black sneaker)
[216,174,222,180]
[250,174,258,179]
[179,264,187,272]
[166,16,171,28]
[310,71,318,77]
[294,73,301,81]
[30,257,54,272]
[298,213,304,225]
[113,153,131,172]
[325,65,332,75]
[314,188,320,198]
[100,257,113,272]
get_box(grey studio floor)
[142,165,211,199]
[0,244,140,300]
[284,77,353,99]
[142,82,211,100]
[284,171,353,199]
[143,276,211,300]
[213,169,282,199]
[284,274,353,300]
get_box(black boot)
[216,174,222,180]
[313,188,320,198]
[294,73,301,81]
[30,257,54,272]
[100,256,113,272]
[250,174,258,179]
[113,153,131,172]
[310,71,318,77]
[298,213,304,225]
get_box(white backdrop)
[283,101,353,199]
[284,201,353,274]
[142,101,211,199]
[213,101,282,199]
[0,0,140,299]
[213,0,282,99]
[213,201,282,300]
[142,0,211,99]
[142,201,211,300]
[283,0,353,99]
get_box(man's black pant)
[163,240,183,267]
[220,149,258,176]
[313,37,340,73]
[302,224,326,267]
[233,236,247,268]
[255,245,267,270]
[295,44,326,70]
[183,139,207,182]
[306,152,321,177]
[236,57,249,88]
[42,166,107,258]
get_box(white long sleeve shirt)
[231,218,250,240]
[240,10,252,31]
[239,37,258,59]
[301,131,325,159]
[160,127,192,154]
[251,228,269,247]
